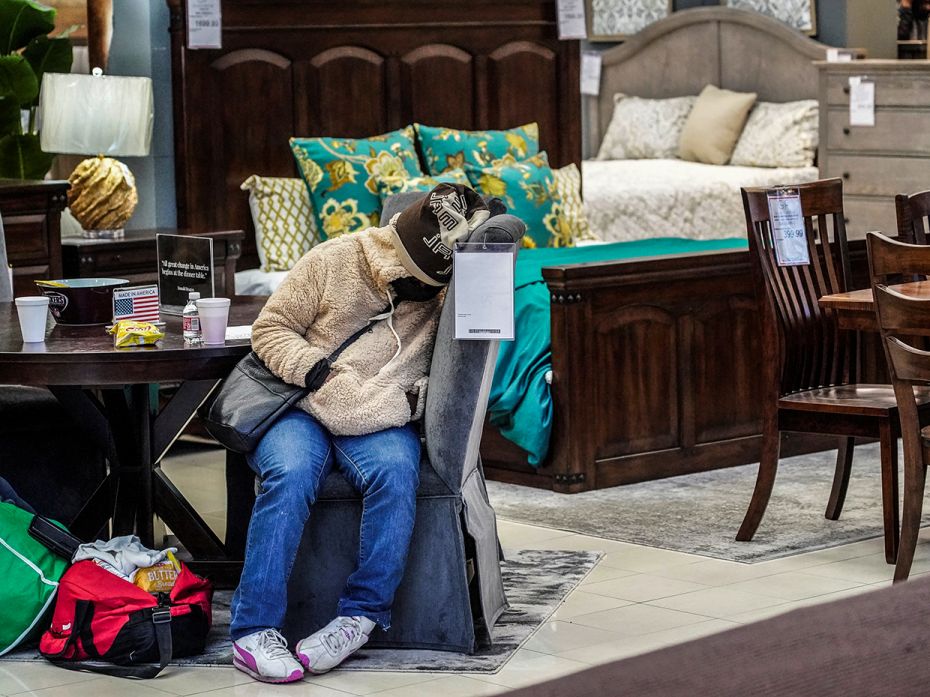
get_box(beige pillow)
[678,85,757,165]
[730,100,819,168]
[597,94,696,160]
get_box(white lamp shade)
[38,72,154,157]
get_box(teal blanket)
[487,237,748,466]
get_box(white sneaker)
[296,616,376,674]
[232,628,304,683]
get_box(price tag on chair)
[767,188,810,267]
[453,242,516,341]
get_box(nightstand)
[0,179,69,296]
[61,228,244,297]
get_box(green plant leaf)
[23,35,71,96]
[0,0,55,54]
[0,54,35,105]
[0,132,52,178]
[0,95,21,134]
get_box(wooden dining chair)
[895,190,930,245]
[737,178,930,563]
[868,232,930,581]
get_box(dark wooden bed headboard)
[167,0,581,269]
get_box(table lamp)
[38,69,154,239]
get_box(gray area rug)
[4,549,600,673]
[488,443,929,563]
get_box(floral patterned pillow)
[376,169,470,202]
[597,94,696,160]
[730,100,819,168]
[465,152,562,248]
[289,127,423,239]
[416,123,539,175]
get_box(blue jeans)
[230,409,420,640]
[0,476,34,513]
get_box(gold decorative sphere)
[67,155,138,232]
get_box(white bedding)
[236,267,288,296]
[582,159,819,243]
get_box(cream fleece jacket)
[251,223,444,436]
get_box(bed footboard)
[480,246,874,492]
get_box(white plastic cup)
[15,296,50,343]
[196,297,231,345]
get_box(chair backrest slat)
[742,178,854,397]
[869,231,930,430]
[895,191,930,246]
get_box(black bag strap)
[46,603,173,680]
[327,304,392,365]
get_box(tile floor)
[3,446,929,697]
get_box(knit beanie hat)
[390,183,490,286]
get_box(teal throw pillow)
[376,169,470,204]
[290,126,423,239]
[465,152,561,248]
[415,122,539,175]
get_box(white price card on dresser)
[580,52,602,96]
[187,0,222,49]
[453,242,515,341]
[557,0,587,39]
[849,76,875,127]
[767,189,810,267]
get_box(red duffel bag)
[39,559,212,678]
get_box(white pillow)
[730,100,819,168]
[597,94,696,160]
[241,175,321,272]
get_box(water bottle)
[182,291,201,343]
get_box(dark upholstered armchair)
[226,196,523,652]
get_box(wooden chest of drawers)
[818,60,930,240]
[61,228,245,297]
[0,179,68,295]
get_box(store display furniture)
[868,233,930,581]
[0,179,68,296]
[738,179,930,564]
[62,228,244,296]
[817,60,930,240]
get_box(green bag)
[0,502,69,655]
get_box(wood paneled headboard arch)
[167,0,581,269]
[586,6,833,157]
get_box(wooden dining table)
[819,280,930,332]
[0,296,265,583]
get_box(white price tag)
[556,0,587,40]
[827,48,854,62]
[453,243,515,341]
[580,51,602,96]
[187,0,222,50]
[849,76,875,127]
[767,190,810,267]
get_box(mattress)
[582,159,819,243]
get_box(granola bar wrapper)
[109,320,165,348]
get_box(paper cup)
[196,297,231,345]
[15,296,50,343]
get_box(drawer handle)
[114,254,121,261]
[843,127,850,135]
[843,86,850,95]
[842,172,850,180]
[844,216,850,225]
